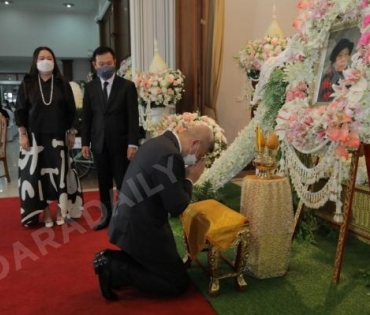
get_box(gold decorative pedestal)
[181,199,249,296]
[240,175,294,278]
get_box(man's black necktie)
[103,81,109,103]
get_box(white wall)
[0,8,98,59]
[0,7,99,77]
[217,0,298,143]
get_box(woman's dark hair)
[29,46,63,78]
[23,46,66,99]
[329,38,354,63]
[92,46,116,61]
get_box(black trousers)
[94,143,129,214]
[108,250,190,296]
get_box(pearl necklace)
[38,74,54,106]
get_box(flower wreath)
[150,112,227,167]
[275,0,369,159]
[199,0,370,194]
[134,69,185,109]
[234,35,288,80]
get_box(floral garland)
[198,112,261,188]
[234,35,288,80]
[134,69,185,109]
[150,112,227,167]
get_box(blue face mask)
[96,65,116,80]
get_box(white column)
[130,0,175,73]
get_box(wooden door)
[97,0,131,63]
[176,0,206,114]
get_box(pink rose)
[293,90,305,99]
[346,131,360,149]
[327,125,349,143]
[363,15,370,27]
[271,38,278,46]
[292,18,303,30]
[297,0,311,10]
[295,53,305,61]
[358,32,370,46]
[335,145,349,159]
[285,91,294,102]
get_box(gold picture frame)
[311,19,361,105]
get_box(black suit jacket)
[81,75,139,154]
[108,131,193,263]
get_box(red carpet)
[0,191,216,315]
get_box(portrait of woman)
[314,23,361,103]
[317,38,354,102]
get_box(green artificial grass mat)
[170,182,370,315]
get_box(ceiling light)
[63,3,75,8]
[1,0,14,5]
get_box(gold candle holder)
[253,128,279,179]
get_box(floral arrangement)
[150,112,227,167]
[275,95,361,159]
[199,0,370,191]
[234,35,287,80]
[117,56,133,80]
[134,69,185,108]
[285,81,308,102]
[275,0,369,159]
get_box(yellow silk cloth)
[181,199,248,260]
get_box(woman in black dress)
[15,46,83,228]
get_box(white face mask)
[183,143,199,166]
[37,60,54,73]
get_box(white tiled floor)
[0,139,99,198]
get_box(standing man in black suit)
[92,125,214,301]
[81,46,139,231]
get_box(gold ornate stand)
[201,225,249,296]
[181,199,249,296]
[240,175,294,278]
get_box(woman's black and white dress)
[15,74,83,227]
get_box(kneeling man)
[93,125,214,300]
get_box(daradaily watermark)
[0,157,179,281]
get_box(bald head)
[178,125,215,158]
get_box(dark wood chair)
[0,114,11,182]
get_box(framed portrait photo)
[312,21,361,104]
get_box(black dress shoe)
[93,252,118,301]
[93,216,111,231]
[94,249,114,260]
